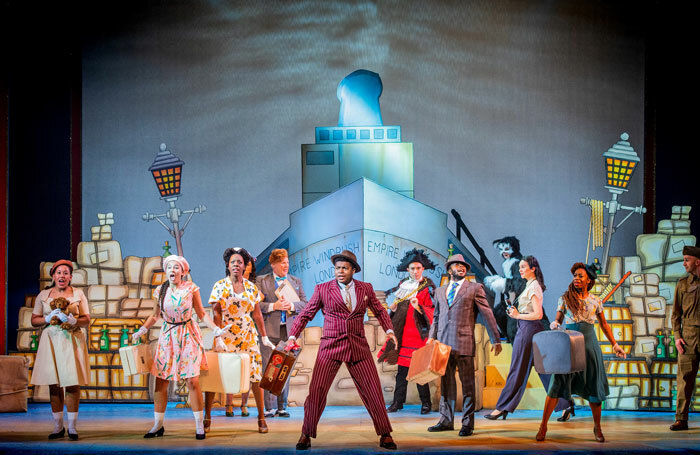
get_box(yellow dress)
[31,288,90,387]
[209,277,264,381]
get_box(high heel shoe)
[556,406,575,422]
[535,424,547,441]
[593,426,605,443]
[225,405,234,417]
[203,418,211,433]
[240,406,249,417]
[144,426,165,439]
[484,410,508,420]
[258,417,269,434]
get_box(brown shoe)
[670,420,688,431]
[535,424,547,441]
[593,426,605,442]
[258,417,269,434]
[379,433,397,450]
[203,418,211,433]
[296,433,311,450]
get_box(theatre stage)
[1,404,698,454]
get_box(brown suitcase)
[407,340,452,385]
[0,355,29,412]
[260,344,299,395]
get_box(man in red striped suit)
[286,250,399,450]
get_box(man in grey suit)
[427,254,502,436]
[256,248,308,417]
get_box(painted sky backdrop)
[81,1,645,311]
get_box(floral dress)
[152,281,207,380]
[209,277,264,381]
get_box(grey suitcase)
[532,329,586,374]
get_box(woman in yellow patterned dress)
[204,247,275,433]
[131,255,229,440]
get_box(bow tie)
[275,276,287,282]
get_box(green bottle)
[162,240,173,257]
[668,331,677,359]
[134,325,142,345]
[29,331,39,352]
[99,325,110,351]
[655,330,667,359]
[119,325,129,347]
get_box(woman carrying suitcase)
[485,256,549,420]
[131,255,230,440]
[536,262,626,443]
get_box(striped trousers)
[302,355,393,438]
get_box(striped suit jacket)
[290,279,393,362]
[429,280,501,356]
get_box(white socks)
[193,410,204,434]
[52,411,64,433]
[66,411,78,433]
[150,411,165,433]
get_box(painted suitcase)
[118,343,153,377]
[532,329,585,374]
[0,355,29,412]
[407,340,451,385]
[199,352,251,394]
[260,344,299,395]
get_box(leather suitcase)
[407,340,452,385]
[260,344,299,395]
[0,355,29,412]
[532,329,586,374]
[119,343,153,377]
[200,352,251,394]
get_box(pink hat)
[162,255,190,274]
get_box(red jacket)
[290,279,393,363]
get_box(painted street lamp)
[580,133,646,274]
[143,143,206,256]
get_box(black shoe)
[420,403,431,414]
[379,433,397,450]
[557,406,575,422]
[196,432,206,440]
[67,431,79,441]
[144,426,165,439]
[276,409,291,418]
[387,402,403,413]
[670,420,688,431]
[296,433,311,450]
[427,422,453,432]
[48,428,65,440]
[484,410,508,420]
[459,426,473,437]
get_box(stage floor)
[1,404,698,454]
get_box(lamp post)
[142,143,206,256]
[580,133,646,274]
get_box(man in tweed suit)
[256,248,308,417]
[286,250,399,450]
[427,254,502,436]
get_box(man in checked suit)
[427,254,502,436]
[286,250,399,450]
[256,248,308,418]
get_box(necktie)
[275,276,287,323]
[447,282,459,307]
[344,287,353,312]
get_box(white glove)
[212,324,232,338]
[550,321,561,330]
[262,336,276,350]
[214,337,228,352]
[484,275,506,293]
[44,309,62,324]
[131,326,148,343]
[56,312,69,323]
[65,313,77,326]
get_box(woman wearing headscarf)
[131,255,229,440]
[30,260,90,440]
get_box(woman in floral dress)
[132,255,229,440]
[204,247,275,433]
